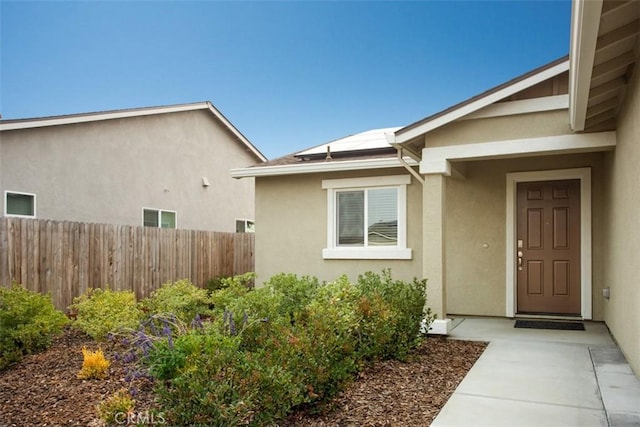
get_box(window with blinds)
[337,188,398,247]
[322,174,411,260]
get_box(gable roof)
[392,56,570,146]
[0,101,267,162]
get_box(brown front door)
[517,179,581,315]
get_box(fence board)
[0,220,8,286]
[30,220,39,294]
[0,218,255,310]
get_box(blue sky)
[1,1,572,159]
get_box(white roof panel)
[296,127,401,157]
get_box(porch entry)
[516,179,581,315]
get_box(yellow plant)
[97,388,135,424]
[77,346,110,379]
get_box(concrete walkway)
[431,318,640,427]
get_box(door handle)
[517,250,523,270]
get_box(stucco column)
[423,173,451,334]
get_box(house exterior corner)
[600,64,640,376]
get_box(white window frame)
[236,219,255,233]
[322,175,412,260]
[142,207,177,229]
[4,191,36,218]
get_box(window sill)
[322,247,412,260]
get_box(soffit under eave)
[395,136,425,162]
[582,0,639,132]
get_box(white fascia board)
[0,102,211,131]
[205,103,267,162]
[420,132,616,168]
[396,60,570,144]
[230,157,419,178]
[461,95,569,121]
[569,0,603,131]
[385,132,397,144]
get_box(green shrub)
[144,322,197,381]
[148,281,306,425]
[208,273,255,311]
[264,273,319,318]
[97,388,135,424]
[70,288,143,340]
[141,279,212,323]
[219,273,319,334]
[0,284,68,370]
[205,275,231,293]
[353,291,396,362]
[292,276,362,400]
[357,269,431,360]
[149,328,299,426]
[142,271,432,426]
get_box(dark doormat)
[514,319,585,331]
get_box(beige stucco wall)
[419,104,607,319]
[444,152,606,320]
[426,110,572,147]
[254,168,423,285]
[601,69,640,376]
[253,153,608,319]
[0,110,259,232]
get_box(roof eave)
[0,101,268,163]
[569,0,603,132]
[230,157,419,179]
[0,102,211,131]
[204,102,267,162]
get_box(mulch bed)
[0,327,486,426]
[285,337,487,426]
[0,327,157,427]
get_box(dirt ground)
[0,327,486,426]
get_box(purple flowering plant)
[112,313,196,385]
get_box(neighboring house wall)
[444,152,606,319]
[1,109,258,232]
[602,68,640,375]
[254,168,423,284]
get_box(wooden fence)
[0,217,254,311]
